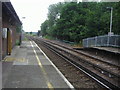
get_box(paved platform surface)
[93,47,120,54]
[2,40,74,89]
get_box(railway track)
[74,47,119,67]
[43,38,120,77]
[29,36,120,89]
[43,38,119,68]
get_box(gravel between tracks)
[36,41,103,89]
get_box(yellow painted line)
[4,57,26,62]
[30,41,54,90]
[33,41,75,89]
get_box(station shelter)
[0,1,22,60]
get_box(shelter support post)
[0,2,2,60]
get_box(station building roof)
[2,2,22,25]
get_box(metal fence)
[83,35,120,47]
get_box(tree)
[40,2,120,43]
[41,20,49,36]
[30,31,32,35]
[16,25,22,33]
[37,30,41,36]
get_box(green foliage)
[16,40,20,45]
[40,2,120,43]
[44,35,55,40]
[41,20,49,36]
[16,25,22,33]
[37,30,41,36]
[23,37,28,41]
[30,31,32,35]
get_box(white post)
[107,7,113,46]
[109,7,113,36]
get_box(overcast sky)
[10,0,106,32]
[10,0,66,32]
[11,0,115,32]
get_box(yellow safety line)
[4,57,26,62]
[30,41,54,90]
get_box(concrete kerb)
[33,41,75,90]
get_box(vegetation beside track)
[40,2,120,44]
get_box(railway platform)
[2,40,74,89]
[93,47,120,54]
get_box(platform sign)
[2,28,7,38]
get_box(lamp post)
[106,7,113,36]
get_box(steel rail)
[31,37,119,89]
[43,38,119,68]
[38,38,119,78]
